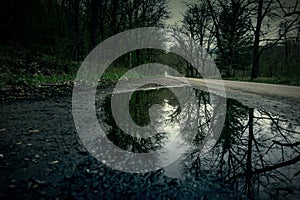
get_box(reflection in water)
[96,86,300,199]
[100,88,181,153]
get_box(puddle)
[96,86,300,199]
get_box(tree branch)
[272,140,300,147]
[227,154,300,182]
[285,11,300,17]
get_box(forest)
[0,0,299,89]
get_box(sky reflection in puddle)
[96,86,300,199]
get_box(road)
[187,78,300,100]
[186,77,300,123]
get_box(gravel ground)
[0,88,243,199]
[187,78,300,124]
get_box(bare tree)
[250,0,300,79]
[182,1,215,52]
[205,0,252,77]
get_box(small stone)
[8,184,17,189]
[35,180,46,184]
[29,129,40,133]
[90,170,98,174]
[32,184,38,189]
[0,154,4,158]
[49,160,59,164]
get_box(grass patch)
[101,67,134,81]
[1,72,76,87]
[0,44,80,88]
[31,74,76,84]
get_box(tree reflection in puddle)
[96,86,300,199]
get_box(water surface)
[96,86,300,199]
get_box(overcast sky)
[167,0,188,25]
[166,0,300,25]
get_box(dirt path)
[187,78,300,100]
[186,78,300,124]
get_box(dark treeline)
[180,0,300,81]
[0,0,169,61]
[0,0,299,83]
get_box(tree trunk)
[245,108,254,196]
[89,0,98,49]
[251,0,263,80]
[73,0,81,60]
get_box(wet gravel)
[0,93,243,199]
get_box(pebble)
[29,129,40,133]
[86,169,98,174]
[49,160,59,164]
[8,184,17,189]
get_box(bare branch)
[228,154,300,181]
[285,11,300,17]
[260,15,300,53]
[272,140,300,147]
[276,0,300,17]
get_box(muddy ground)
[0,85,242,199]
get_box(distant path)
[187,78,300,100]
[186,78,300,124]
